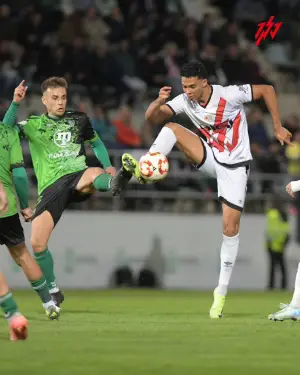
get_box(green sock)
[0,292,18,319]
[93,173,112,192]
[34,248,58,293]
[30,275,51,304]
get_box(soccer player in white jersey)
[121,61,292,318]
[268,181,300,321]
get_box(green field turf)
[1,290,300,375]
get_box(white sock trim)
[49,287,59,294]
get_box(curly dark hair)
[180,61,208,79]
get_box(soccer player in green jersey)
[0,124,60,320]
[0,182,29,341]
[3,78,132,305]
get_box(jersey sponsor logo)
[48,150,78,159]
[54,131,72,148]
[204,114,215,123]
[238,85,248,94]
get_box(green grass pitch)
[1,290,300,375]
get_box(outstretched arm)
[2,80,27,127]
[3,102,19,127]
[12,167,29,210]
[83,116,116,176]
[9,128,32,221]
[145,86,176,124]
[252,85,292,145]
[89,137,113,169]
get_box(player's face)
[42,87,67,117]
[181,77,208,102]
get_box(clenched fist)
[157,86,172,104]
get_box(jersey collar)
[199,85,213,108]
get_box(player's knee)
[31,238,47,253]
[223,221,239,237]
[8,243,28,265]
[165,122,180,134]
[86,167,104,184]
[91,167,104,176]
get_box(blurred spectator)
[248,107,270,150]
[35,46,68,81]
[113,106,142,148]
[83,7,110,48]
[66,37,92,86]
[0,61,21,100]
[141,54,167,89]
[241,46,272,85]
[215,21,239,50]
[199,44,218,83]
[58,11,86,44]
[186,39,201,62]
[164,42,183,95]
[114,39,147,104]
[234,0,267,40]
[221,44,245,84]
[18,11,45,52]
[91,104,119,149]
[106,7,126,43]
[196,13,217,50]
[266,195,290,290]
[0,5,16,41]
[285,132,300,177]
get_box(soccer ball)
[139,152,169,182]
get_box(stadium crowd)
[0,0,300,212]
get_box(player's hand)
[13,80,28,104]
[275,126,292,146]
[286,183,295,198]
[21,208,33,222]
[158,86,172,103]
[0,191,8,213]
[105,167,116,176]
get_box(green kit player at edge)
[0,123,60,320]
[3,77,132,306]
[0,182,29,341]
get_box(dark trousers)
[268,250,287,290]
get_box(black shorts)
[32,170,91,227]
[0,214,25,247]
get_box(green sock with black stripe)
[30,275,52,304]
[0,292,18,319]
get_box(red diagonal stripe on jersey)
[214,98,227,126]
[227,111,241,152]
[199,97,228,152]
[199,128,224,152]
[213,97,227,150]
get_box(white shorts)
[195,139,250,212]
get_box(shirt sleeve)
[165,94,185,115]
[17,119,32,139]
[83,115,100,143]
[8,128,25,170]
[224,85,253,106]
